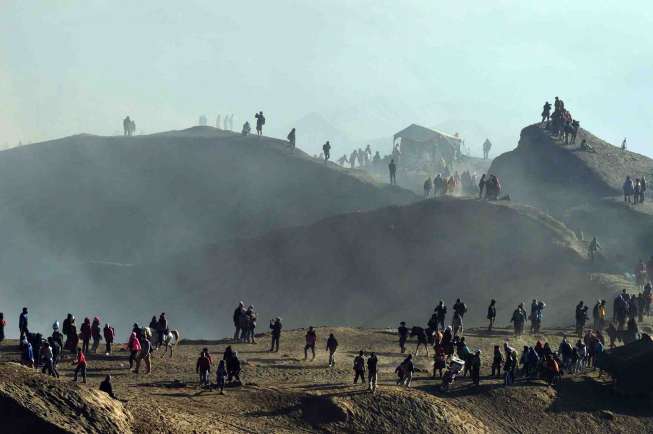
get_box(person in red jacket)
[80,318,92,354]
[128,332,141,369]
[72,347,87,383]
[103,323,115,355]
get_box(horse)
[143,327,181,357]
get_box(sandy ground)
[2,322,653,433]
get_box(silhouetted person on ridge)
[398,321,409,353]
[123,116,131,136]
[269,318,282,352]
[18,307,28,338]
[322,141,331,163]
[487,299,496,331]
[622,137,627,151]
[255,111,265,136]
[287,128,296,150]
[541,101,551,124]
[388,159,397,185]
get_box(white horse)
[143,327,181,357]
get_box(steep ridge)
[113,197,616,338]
[490,124,653,265]
[0,127,416,332]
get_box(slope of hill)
[103,197,624,338]
[489,123,653,265]
[0,363,132,434]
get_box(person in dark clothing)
[541,101,552,123]
[478,174,486,199]
[196,351,211,388]
[103,323,115,355]
[228,351,241,383]
[80,318,92,354]
[91,317,102,353]
[398,322,409,353]
[99,375,117,399]
[255,111,265,136]
[322,141,331,162]
[233,302,245,342]
[326,333,338,367]
[367,352,378,392]
[388,159,397,185]
[269,318,282,352]
[575,301,588,337]
[470,350,481,386]
[287,128,296,150]
[353,350,366,384]
[135,335,152,374]
[304,326,317,361]
[157,313,168,347]
[65,317,79,354]
[18,307,28,338]
[49,336,61,370]
[41,341,58,377]
[149,316,158,330]
[434,301,447,331]
[487,299,497,331]
[491,345,503,377]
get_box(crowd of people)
[541,97,579,145]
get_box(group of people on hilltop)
[240,111,266,137]
[337,145,377,169]
[232,302,257,344]
[122,116,136,136]
[623,175,647,205]
[541,97,579,145]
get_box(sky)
[1,1,652,157]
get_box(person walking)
[41,341,59,377]
[127,331,141,370]
[353,350,366,384]
[269,318,282,352]
[72,348,87,383]
[304,327,317,361]
[135,334,152,374]
[326,333,338,367]
[367,352,378,392]
[216,360,227,394]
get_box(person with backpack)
[72,347,87,383]
[367,352,378,392]
[103,323,115,355]
[326,333,338,367]
[353,350,366,384]
[304,326,317,361]
[90,317,102,353]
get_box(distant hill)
[103,198,622,338]
[490,123,653,265]
[0,126,417,328]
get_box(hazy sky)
[1,1,652,156]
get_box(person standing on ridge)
[18,307,28,338]
[287,128,296,150]
[322,141,331,163]
[487,299,496,331]
[255,111,265,136]
[367,352,378,392]
[304,326,317,361]
[269,317,282,352]
[398,321,409,353]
